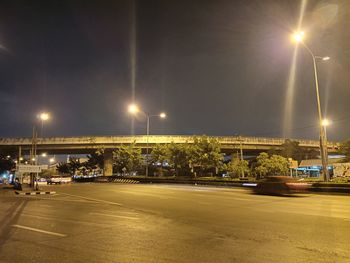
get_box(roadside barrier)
[15,191,56,195]
[111,178,139,184]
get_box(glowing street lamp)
[128,104,139,114]
[321,119,331,127]
[127,104,167,177]
[37,112,50,137]
[291,30,330,181]
[292,31,305,43]
[39,112,50,121]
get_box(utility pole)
[146,114,150,177]
[239,136,244,178]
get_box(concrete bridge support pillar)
[103,149,113,176]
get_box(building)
[297,159,342,178]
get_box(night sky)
[0,0,349,141]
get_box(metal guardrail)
[0,135,340,149]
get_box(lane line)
[115,190,172,199]
[231,197,254,201]
[58,193,122,206]
[90,212,139,220]
[21,213,117,227]
[32,197,101,204]
[12,224,67,237]
[99,210,139,215]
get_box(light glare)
[292,31,304,42]
[39,112,50,121]
[322,119,330,126]
[128,104,139,114]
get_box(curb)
[15,191,56,195]
[309,187,350,193]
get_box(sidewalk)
[0,184,16,197]
[1,184,56,196]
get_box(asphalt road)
[0,183,349,263]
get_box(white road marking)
[90,212,139,220]
[231,197,254,201]
[98,210,139,215]
[115,190,176,199]
[58,193,122,206]
[12,225,67,237]
[34,197,101,204]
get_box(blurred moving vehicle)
[47,176,72,185]
[253,176,310,195]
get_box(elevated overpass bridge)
[0,135,340,176]
[0,135,340,154]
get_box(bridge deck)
[0,135,340,154]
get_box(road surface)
[0,183,349,262]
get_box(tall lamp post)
[31,112,51,189]
[128,104,166,177]
[292,31,330,181]
[38,112,50,137]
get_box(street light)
[128,104,167,177]
[292,31,330,181]
[29,112,51,189]
[321,119,331,127]
[128,104,139,114]
[321,118,331,178]
[38,112,50,137]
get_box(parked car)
[253,176,310,195]
[47,176,72,185]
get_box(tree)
[226,158,250,178]
[280,139,318,163]
[84,151,104,171]
[191,136,224,176]
[150,144,169,176]
[56,157,83,175]
[254,152,289,177]
[56,162,70,174]
[113,144,142,173]
[269,154,289,175]
[0,157,15,174]
[280,139,302,161]
[167,143,192,176]
[0,147,17,173]
[150,144,168,165]
[68,157,82,175]
[255,152,270,178]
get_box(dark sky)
[0,0,349,141]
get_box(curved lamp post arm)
[300,41,329,181]
[300,42,323,124]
